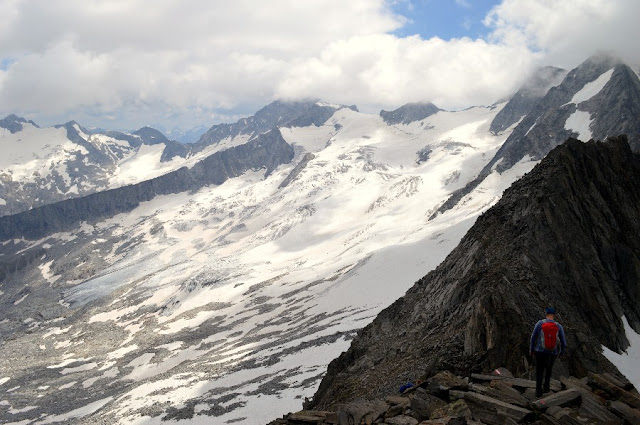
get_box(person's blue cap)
[545,307,556,314]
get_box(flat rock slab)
[610,400,640,424]
[531,389,581,411]
[386,396,411,406]
[288,411,336,423]
[384,415,419,425]
[450,390,532,425]
[588,372,640,408]
[470,373,561,392]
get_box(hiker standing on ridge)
[530,307,567,398]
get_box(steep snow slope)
[0,105,537,424]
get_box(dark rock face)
[0,129,294,240]
[132,126,169,145]
[380,102,441,125]
[279,153,315,189]
[436,54,640,217]
[0,114,39,133]
[311,136,640,408]
[489,66,566,134]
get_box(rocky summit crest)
[310,135,640,409]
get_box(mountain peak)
[132,126,169,145]
[380,102,441,125]
[0,114,39,133]
[196,99,352,148]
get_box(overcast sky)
[0,0,639,132]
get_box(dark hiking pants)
[535,351,556,396]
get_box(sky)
[0,0,639,133]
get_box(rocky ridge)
[489,66,567,135]
[270,368,640,425]
[310,136,640,408]
[0,128,294,240]
[435,54,640,217]
[192,100,355,155]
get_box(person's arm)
[530,321,541,354]
[558,323,567,355]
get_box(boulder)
[578,395,622,424]
[488,380,530,407]
[384,415,419,425]
[491,367,514,378]
[336,399,387,425]
[523,388,537,401]
[531,389,582,411]
[288,411,335,423]
[386,396,411,407]
[449,390,533,425]
[588,373,640,408]
[409,388,447,421]
[421,372,468,399]
[601,373,635,391]
[609,400,640,424]
[559,376,621,423]
[430,400,472,421]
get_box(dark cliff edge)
[0,129,294,241]
[311,135,640,409]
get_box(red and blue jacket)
[530,319,567,355]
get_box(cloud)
[485,0,640,67]
[0,0,638,129]
[276,34,536,110]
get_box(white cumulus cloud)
[0,0,637,130]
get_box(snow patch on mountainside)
[565,110,593,141]
[602,316,640,391]
[564,68,615,106]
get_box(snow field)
[602,316,640,391]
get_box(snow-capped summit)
[380,102,441,125]
[0,114,39,134]
[132,126,170,145]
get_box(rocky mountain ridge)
[435,54,640,217]
[0,128,294,240]
[310,135,640,409]
[489,66,567,135]
[271,369,640,425]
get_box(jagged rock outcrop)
[0,129,294,240]
[310,136,640,408]
[380,103,441,126]
[489,66,566,134]
[271,369,639,425]
[435,54,640,217]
